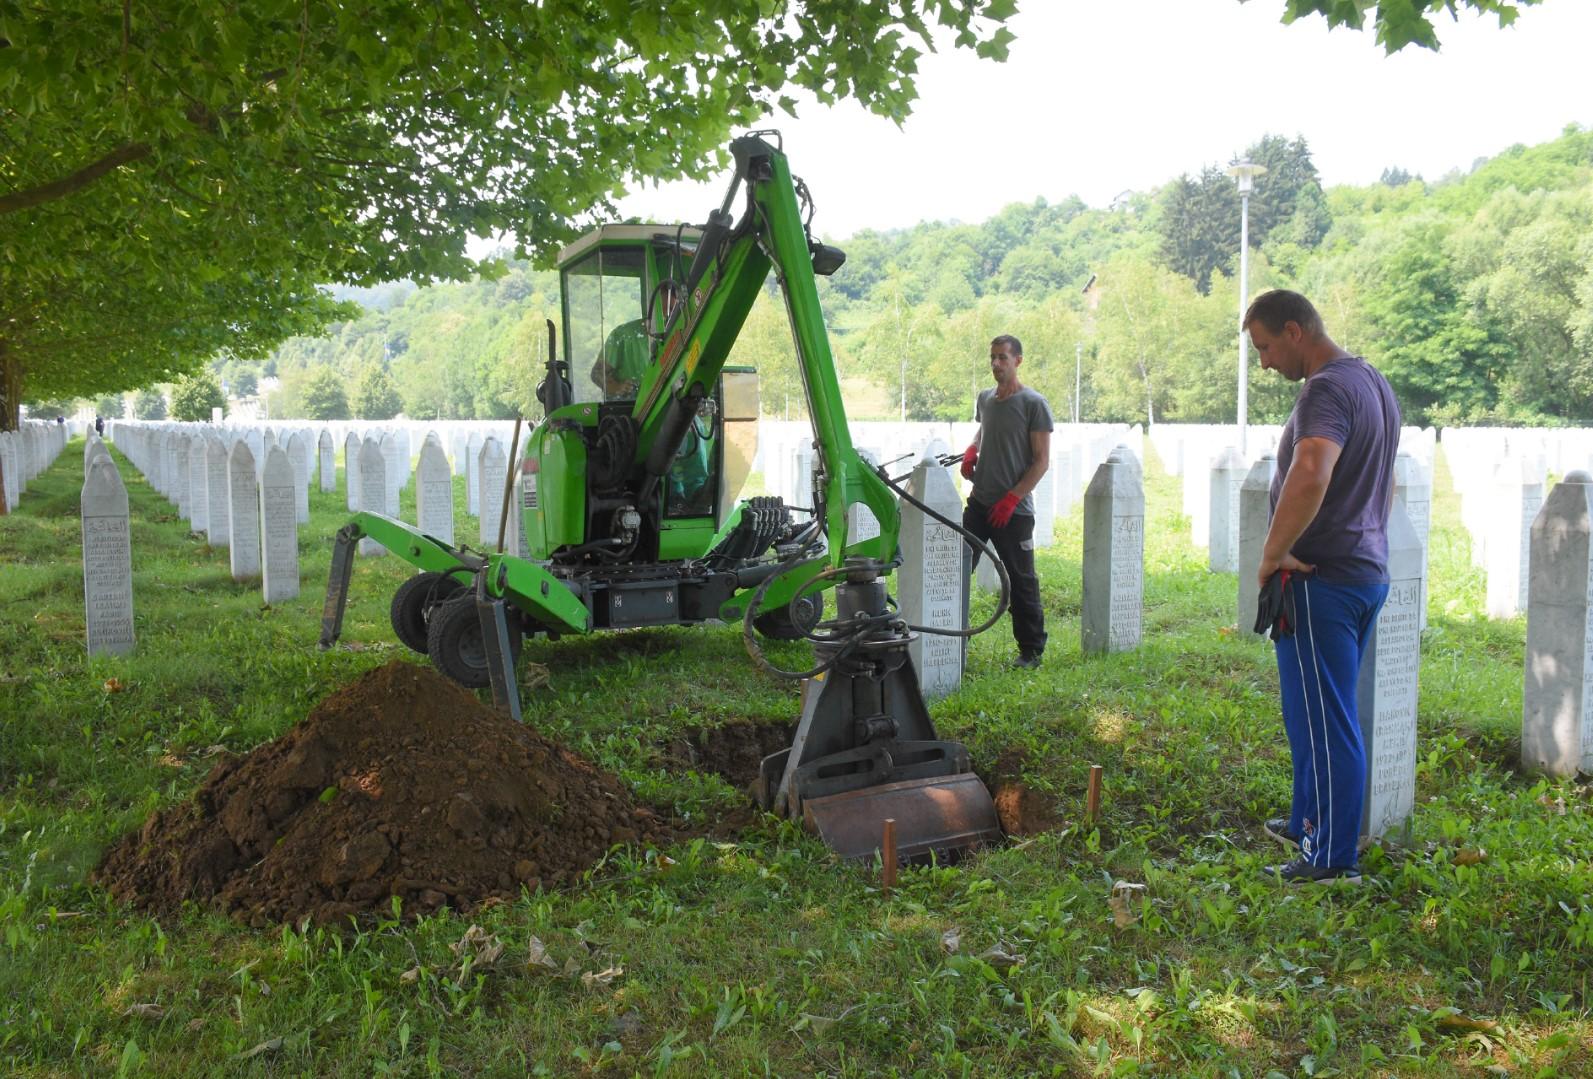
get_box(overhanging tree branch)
[0,142,152,215]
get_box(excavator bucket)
[756,564,1006,865]
[801,773,1002,863]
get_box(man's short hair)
[991,334,1023,357]
[1243,290,1324,338]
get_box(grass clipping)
[93,661,668,926]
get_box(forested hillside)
[251,125,1593,428]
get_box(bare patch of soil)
[983,751,1064,836]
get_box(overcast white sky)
[612,0,1592,238]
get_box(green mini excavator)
[320,133,1004,862]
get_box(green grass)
[2,436,1590,1077]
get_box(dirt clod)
[94,661,669,925]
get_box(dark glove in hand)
[1254,570,1293,640]
[960,444,978,480]
[988,491,1021,527]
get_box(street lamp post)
[1226,160,1267,457]
[1074,342,1082,425]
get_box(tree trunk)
[0,339,22,432]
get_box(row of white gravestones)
[1208,447,1247,573]
[1522,472,1593,777]
[81,444,136,655]
[1237,454,1278,631]
[1486,456,1544,619]
[1081,448,1145,654]
[1393,453,1432,631]
[4,423,68,511]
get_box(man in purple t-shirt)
[1247,289,1401,885]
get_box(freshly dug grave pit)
[662,721,798,789]
[94,661,669,926]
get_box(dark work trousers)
[1274,575,1388,870]
[963,501,1047,657]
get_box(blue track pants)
[1274,575,1388,870]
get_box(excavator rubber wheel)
[390,572,466,654]
[753,590,825,641]
[425,592,519,689]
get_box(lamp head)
[1226,160,1268,195]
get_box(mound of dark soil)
[94,661,668,925]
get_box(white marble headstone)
[259,446,299,603]
[478,436,508,548]
[344,431,363,512]
[1522,471,1593,776]
[1394,452,1431,631]
[1356,503,1423,841]
[227,441,261,580]
[287,432,311,524]
[1486,457,1543,619]
[81,458,135,655]
[1238,454,1277,632]
[358,437,388,556]
[318,430,337,493]
[898,456,967,698]
[415,438,454,545]
[1208,447,1245,573]
[1082,449,1144,654]
[187,434,209,534]
[466,431,484,516]
[205,437,230,547]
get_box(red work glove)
[960,444,978,480]
[988,492,1021,528]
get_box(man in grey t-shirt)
[959,334,1054,668]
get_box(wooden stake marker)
[881,818,898,894]
[1086,764,1104,823]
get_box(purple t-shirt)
[1270,356,1402,584]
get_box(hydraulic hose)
[740,461,1015,680]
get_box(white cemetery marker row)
[1081,448,1144,654]
[1522,472,1593,777]
[1208,447,1245,574]
[1487,456,1543,619]
[1394,452,1431,631]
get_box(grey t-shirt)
[1270,356,1401,583]
[972,386,1054,514]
